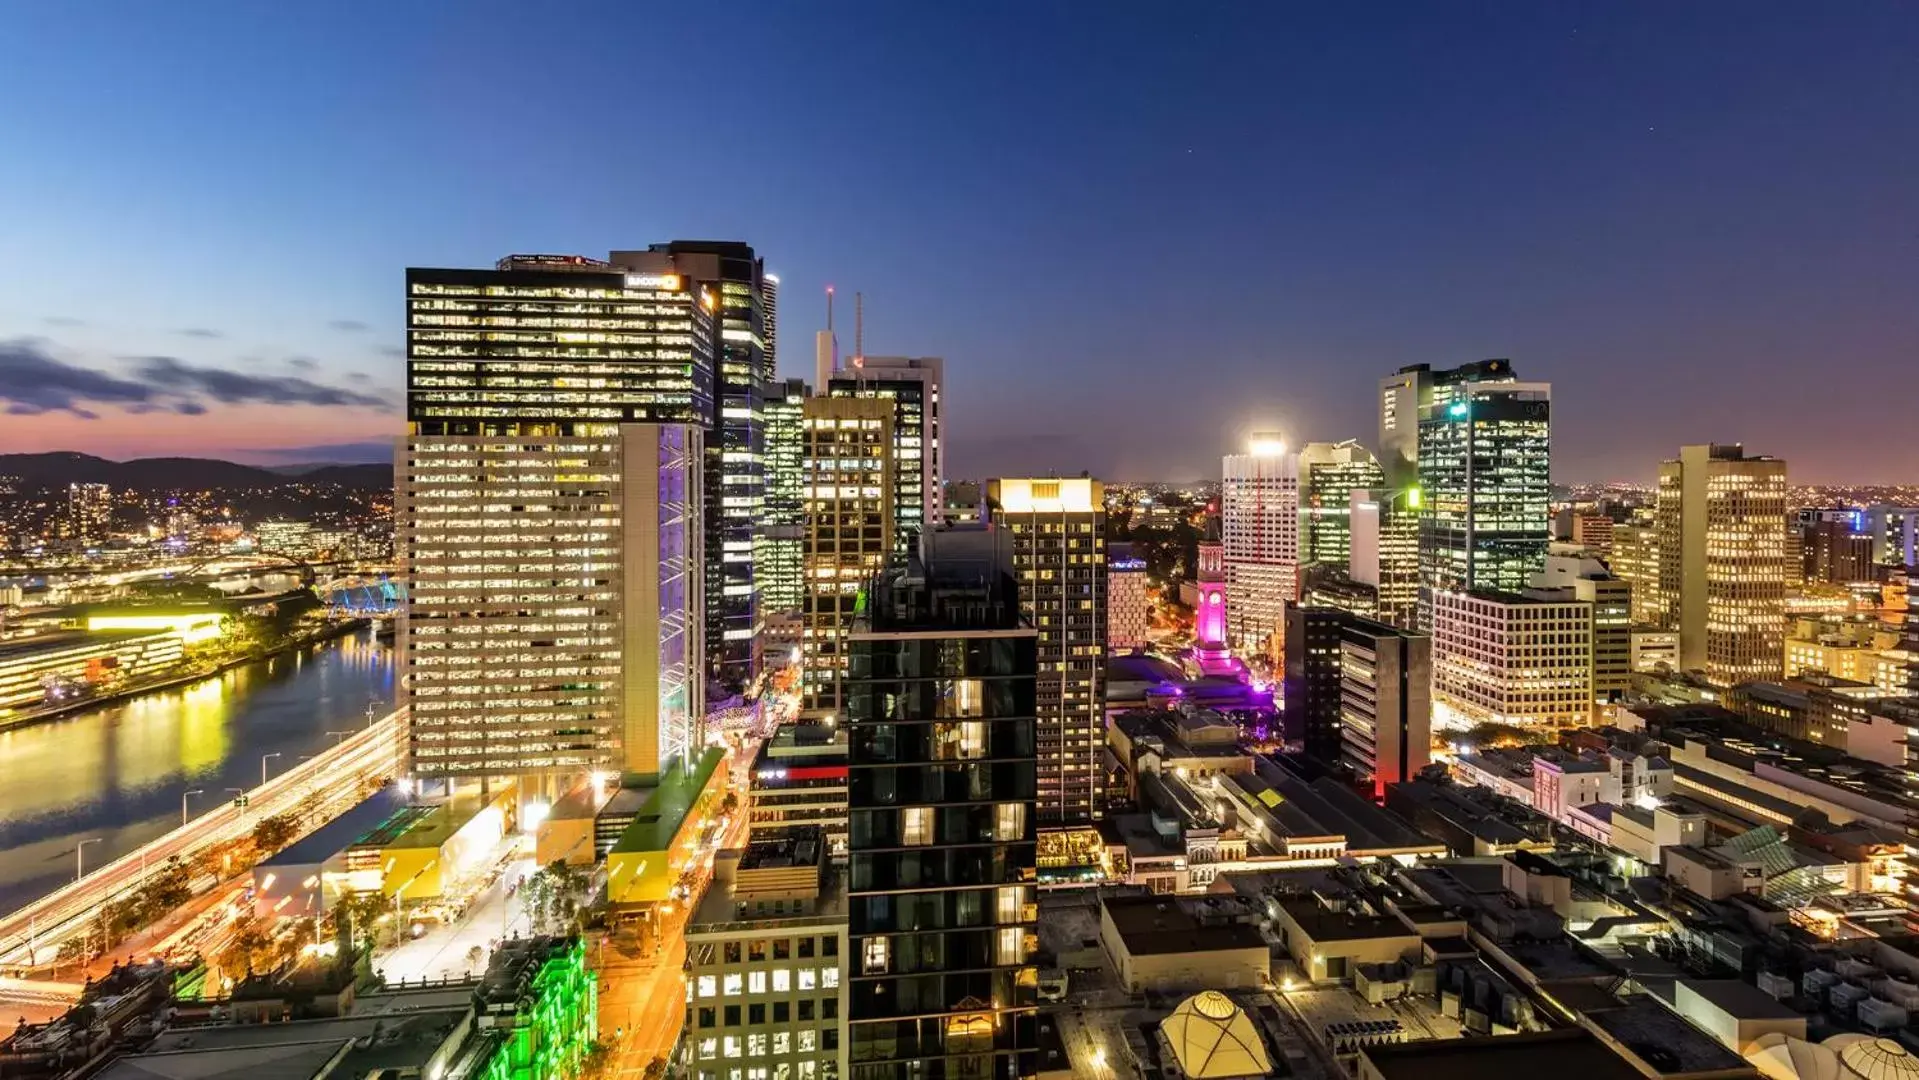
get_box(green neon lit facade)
[477,938,599,1080]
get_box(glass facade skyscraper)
[612,242,773,691]
[1298,440,1385,568]
[759,377,810,616]
[1414,362,1552,612]
[845,551,1038,1080]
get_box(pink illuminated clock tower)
[1194,517,1233,670]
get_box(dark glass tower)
[845,544,1038,1080]
[1414,361,1551,620]
[612,241,771,691]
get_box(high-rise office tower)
[1221,435,1300,656]
[63,482,111,543]
[1106,542,1151,653]
[1797,512,1878,586]
[1377,368,1427,489]
[845,543,1038,1079]
[988,477,1108,825]
[1529,553,1633,709]
[1864,505,1919,570]
[758,378,810,617]
[1415,361,1552,611]
[841,356,945,525]
[829,371,931,558]
[761,272,779,373]
[1298,441,1385,568]
[1349,486,1421,629]
[612,242,772,689]
[1610,518,1663,626]
[1431,589,1592,728]
[801,397,895,714]
[1655,444,1789,686]
[400,256,714,785]
[1288,610,1432,796]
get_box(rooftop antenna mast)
[855,291,865,388]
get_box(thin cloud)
[134,355,392,410]
[329,319,370,332]
[42,316,88,328]
[174,327,224,339]
[0,338,391,419]
[345,371,372,383]
[286,356,318,371]
[377,345,405,359]
[0,338,157,417]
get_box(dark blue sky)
[1,3,1913,482]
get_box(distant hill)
[0,452,392,491]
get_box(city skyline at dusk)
[2,2,1914,483]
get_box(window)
[749,1004,765,1024]
[724,1036,742,1058]
[997,927,1024,965]
[798,1000,815,1021]
[822,966,840,989]
[725,942,742,964]
[699,1037,718,1060]
[749,971,767,994]
[994,802,1026,840]
[772,968,791,992]
[798,968,817,990]
[748,1034,768,1056]
[863,938,889,974]
[773,1032,791,1054]
[774,1001,790,1023]
[798,937,815,959]
[773,939,791,960]
[698,975,718,999]
[723,973,744,996]
[822,936,838,957]
[902,807,933,846]
[698,1007,716,1028]
[798,1030,817,1053]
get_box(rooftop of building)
[852,549,1028,634]
[1360,1029,1641,1080]
[1582,994,1748,1073]
[1677,977,1802,1020]
[1274,899,1416,944]
[610,745,726,855]
[1231,759,1444,854]
[101,1004,473,1080]
[477,936,580,1011]
[258,784,409,869]
[0,627,171,660]
[1101,893,1268,956]
[1385,780,1546,846]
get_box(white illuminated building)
[399,425,704,785]
[1221,435,1300,657]
[1430,588,1592,729]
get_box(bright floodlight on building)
[1248,433,1286,457]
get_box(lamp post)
[365,697,384,729]
[261,752,282,786]
[75,837,101,882]
[182,788,204,826]
[326,730,353,745]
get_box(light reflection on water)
[0,628,395,912]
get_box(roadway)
[599,733,761,1078]
[0,710,406,968]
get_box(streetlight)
[326,730,354,744]
[75,837,102,882]
[182,788,204,826]
[261,752,282,786]
[365,697,385,728]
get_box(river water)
[0,628,396,912]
